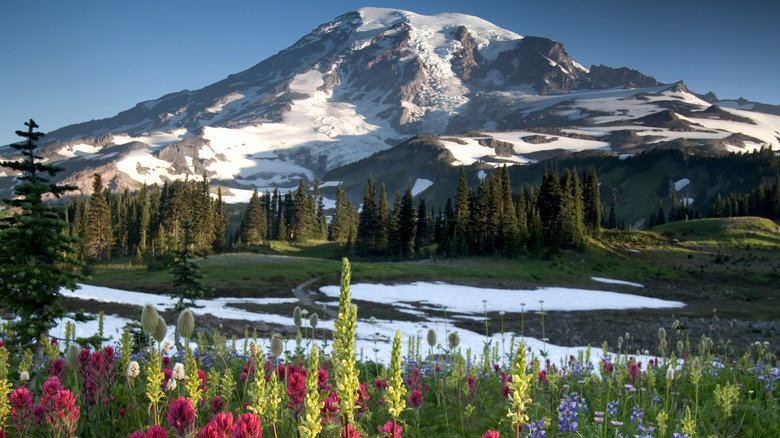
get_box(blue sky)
[1,0,778,145]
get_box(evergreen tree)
[454,168,471,254]
[242,189,267,245]
[290,180,315,241]
[414,198,428,254]
[213,187,227,252]
[606,192,618,229]
[582,166,601,236]
[398,182,417,256]
[376,183,389,253]
[0,120,83,361]
[357,176,377,254]
[387,191,402,257]
[169,219,208,311]
[85,173,113,260]
[330,186,351,242]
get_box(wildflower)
[527,419,546,438]
[321,392,340,423]
[231,412,262,438]
[611,421,623,426]
[286,368,307,416]
[167,397,196,437]
[482,431,500,438]
[210,397,227,415]
[557,393,579,433]
[408,390,424,409]
[19,371,29,383]
[167,378,177,391]
[666,365,674,381]
[607,400,619,417]
[506,341,533,435]
[162,341,173,354]
[628,362,640,383]
[128,361,141,378]
[146,425,170,438]
[49,389,81,438]
[173,363,186,381]
[378,420,403,438]
[47,358,66,380]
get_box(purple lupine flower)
[527,419,546,438]
[607,400,619,417]
[557,394,579,433]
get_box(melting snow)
[411,178,433,196]
[55,279,682,369]
[674,178,690,191]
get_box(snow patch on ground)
[591,277,644,288]
[411,178,433,196]
[55,278,683,368]
[674,178,690,191]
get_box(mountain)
[1,7,779,211]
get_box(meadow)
[1,217,779,437]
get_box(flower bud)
[658,328,666,342]
[427,328,437,348]
[153,316,167,343]
[249,340,258,358]
[177,309,195,339]
[141,304,159,334]
[293,307,302,329]
[270,334,284,358]
[448,332,460,350]
[309,313,318,330]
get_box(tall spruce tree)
[242,189,267,245]
[454,168,471,254]
[0,120,83,362]
[582,166,601,236]
[85,173,113,260]
[398,182,417,256]
[357,176,377,254]
[169,219,208,311]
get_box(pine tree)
[169,220,208,311]
[242,189,267,245]
[606,192,618,229]
[376,183,389,253]
[330,186,351,242]
[85,173,113,260]
[582,166,601,236]
[213,187,227,252]
[0,120,83,361]
[291,180,315,241]
[454,168,471,254]
[398,182,417,256]
[415,198,428,254]
[357,176,377,254]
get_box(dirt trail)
[291,276,338,319]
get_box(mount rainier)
[1,7,779,203]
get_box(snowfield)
[55,279,683,369]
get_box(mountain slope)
[1,7,779,206]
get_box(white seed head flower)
[19,371,30,383]
[127,361,140,379]
[173,362,185,381]
[162,340,173,354]
[666,365,675,381]
[166,378,177,391]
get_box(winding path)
[291,276,338,319]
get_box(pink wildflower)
[166,397,196,437]
[408,390,424,409]
[146,425,170,438]
[377,420,403,438]
[482,431,500,438]
[286,369,306,415]
[231,412,262,438]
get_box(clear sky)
[1,0,778,145]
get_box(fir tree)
[330,186,351,242]
[169,219,208,311]
[85,173,113,260]
[357,176,377,254]
[242,189,267,245]
[606,192,618,229]
[582,166,601,236]
[0,120,83,363]
[398,182,417,256]
[454,168,471,254]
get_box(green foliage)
[169,219,209,310]
[0,120,83,351]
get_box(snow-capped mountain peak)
[1,8,778,204]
